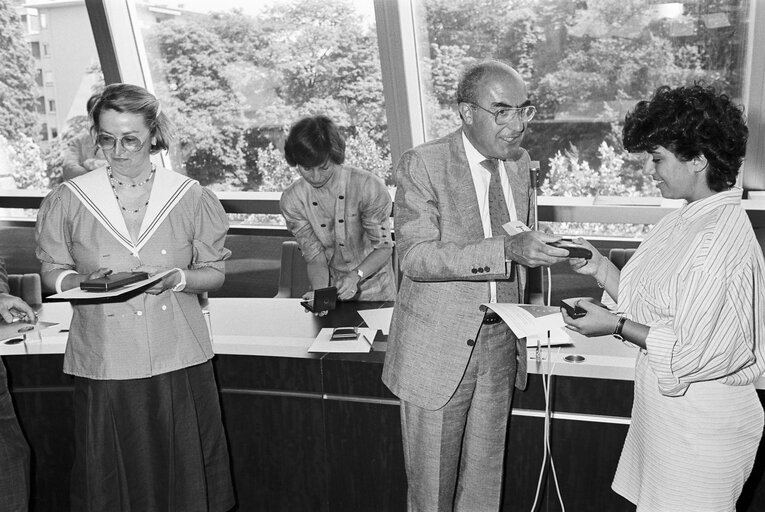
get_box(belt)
[482,311,503,324]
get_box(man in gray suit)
[383,61,570,511]
[0,258,35,511]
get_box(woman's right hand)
[567,237,605,278]
[301,291,328,317]
[86,268,114,280]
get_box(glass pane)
[135,0,390,226]
[413,0,752,237]
[0,2,103,219]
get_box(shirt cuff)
[55,270,78,294]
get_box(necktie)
[481,158,518,304]
[481,159,526,389]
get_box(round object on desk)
[564,354,586,363]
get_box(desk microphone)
[529,160,540,231]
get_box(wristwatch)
[356,269,365,280]
[172,268,187,292]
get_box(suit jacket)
[0,258,9,294]
[382,129,534,410]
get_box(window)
[0,2,102,196]
[42,43,49,57]
[412,0,753,237]
[40,13,47,29]
[133,0,389,225]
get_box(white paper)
[482,303,568,342]
[357,308,393,335]
[526,326,572,347]
[0,321,58,344]
[308,327,376,353]
[48,269,176,300]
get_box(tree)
[0,0,38,140]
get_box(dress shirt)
[462,131,517,302]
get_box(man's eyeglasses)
[97,133,150,153]
[468,103,536,125]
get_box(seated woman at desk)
[562,84,765,511]
[280,115,396,302]
[36,83,234,511]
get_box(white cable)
[529,266,565,512]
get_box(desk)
[4,299,765,511]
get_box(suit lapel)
[502,157,530,227]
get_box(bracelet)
[613,315,627,341]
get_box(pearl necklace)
[108,165,155,213]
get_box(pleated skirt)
[612,353,764,512]
[70,360,235,512]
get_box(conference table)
[3,298,765,511]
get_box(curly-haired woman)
[561,84,765,511]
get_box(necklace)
[108,163,156,187]
[107,166,154,213]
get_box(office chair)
[608,248,637,270]
[274,241,312,298]
[7,273,42,306]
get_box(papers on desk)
[482,303,571,347]
[357,307,393,335]
[0,321,58,345]
[308,328,376,353]
[47,269,176,301]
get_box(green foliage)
[0,0,38,140]
[4,134,48,190]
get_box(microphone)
[529,160,540,231]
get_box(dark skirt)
[70,360,235,512]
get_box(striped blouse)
[619,188,765,396]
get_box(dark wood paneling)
[323,400,406,512]
[504,415,631,512]
[220,392,328,512]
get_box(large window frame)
[74,0,765,228]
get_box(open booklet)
[47,269,177,301]
[482,303,571,346]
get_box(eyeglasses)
[468,103,536,125]
[97,133,150,153]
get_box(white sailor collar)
[64,166,196,258]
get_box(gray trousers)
[0,358,30,512]
[400,321,517,512]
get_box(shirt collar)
[679,188,742,220]
[462,131,492,170]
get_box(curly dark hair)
[622,84,748,192]
[284,115,346,168]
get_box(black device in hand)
[547,241,593,259]
[560,297,608,318]
[300,286,338,313]
[80,271,149,292]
